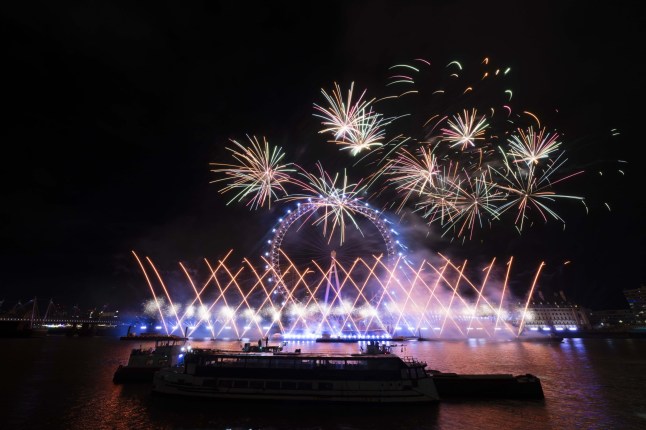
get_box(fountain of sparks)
[132,249,545,341]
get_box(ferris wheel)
[265,201,401,300]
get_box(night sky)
[2,2,644,311]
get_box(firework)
[314,82,389,156]
[441,109,489,150]
[440,171,504,239]
[507,126,562,166]
[135,253,545,340]
[383,146,440,211]
[208,57,585,241]
[314,82,374,140]
[210,136,294,209]
[491,152,584,231]
[283,163,368,244]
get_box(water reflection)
[0,337,645,429]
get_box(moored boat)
[152,342,439,403]
[428,370,544,399]
[113,338,187,383]
[119,333,188,342]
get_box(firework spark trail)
[281,256,335,335]
[204,258,245,339]
[339,109,389,156]
[415,261,451,333]
[179,262,215,338]
[314,82,391,156]
[246,257,289,336]
[507,127,562,166]
[271,251,332,336]
[134,253,554,339]
[517,261,546,337]
[226,272,267,339]
[389,259,440,333]
[283,163,368,244]
[334,256,391,335]
[491,152,584,231]
[424,258,494,336]
[439,260,466,337]
[309,258,363,335]
[370,57,583,235]
[314,82,374,141]
[132,251,169,334]
[441,172,504,239]
[145,257,184,333]
[177,250,234,331]
[417,169,462,226]
[441,109,489,150]
[210,135,294,209]
[384,146,440,212]
[436,254,517,335]
[495,256,514,332]
[360,255,407,333]
[210,57,584,241]
[467,258,496,332]
[369,256,419,334]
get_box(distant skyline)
[1,2,644,311]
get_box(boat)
[513,334,564,343]
[152,341,439,403]
[119,333,188,341]
[390,335,419,342]
[113,338,187,383]
[315,337,359,343]
[428,370,544,399]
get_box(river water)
[1,336,644,429]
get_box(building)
[623,287,646,325]
[519,300,592,332]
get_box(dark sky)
[1,1,644,311]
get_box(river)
[1,336,644,429]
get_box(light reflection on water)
[0,337,645,429]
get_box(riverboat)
[113,338,187,383]
[152,341,439,403]
[428,370,544,399]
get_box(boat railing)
[402,356,427,367]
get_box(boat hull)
[113,365,162,383]
[153,370,439,403]
[430,372,544,399]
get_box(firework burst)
[210,136,295,209]
[283,163,368,244]
[507,126,562,166]
[491,152,584,231]
[314,82,390,156]
[441,109,489,150]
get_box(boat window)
[318,382,333,390]
[281,381,297,390]
[246,358,270,368]
[294,359,315,369]
[233,380,249,388]
[344,359,368,369]
[272,359,295,369]
[249,380,264,389]
[218,380,233,388]
[367,359,400,370]
[219,357,241,366]
[266,381,280,389]
[327,360,345,369]
[298,382,313,390]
